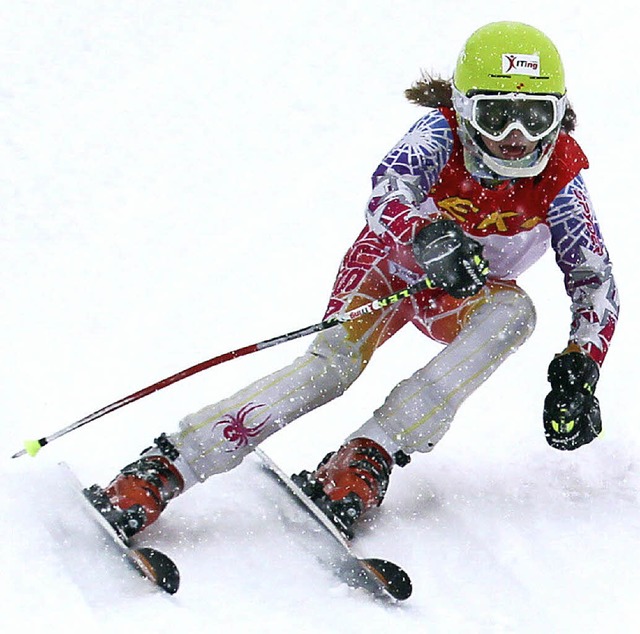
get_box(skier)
[86,21,619,540]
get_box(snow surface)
[1,2,638,632]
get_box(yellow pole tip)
[24,440,43,457]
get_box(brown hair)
[404,72,576,133]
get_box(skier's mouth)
[497,144,530,159]
[481,132,537,161]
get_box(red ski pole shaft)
[12,278,430,459]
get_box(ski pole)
[12,278,430,459]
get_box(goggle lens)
[474,98,556,138]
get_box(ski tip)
[136,547,180,595]
[363,558,413,601]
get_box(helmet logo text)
[502,53,540,77]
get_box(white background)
[1,2,637,632]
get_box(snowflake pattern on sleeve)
[365,110,454,242]
[547,174,619,364]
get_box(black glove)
[543,351,601,451]
[413,220,489,299]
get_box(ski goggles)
[452,89,567,142]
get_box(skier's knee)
[470,286,536,348]
[502,287,536,344]
[307,327,365,395]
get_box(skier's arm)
[543,175,619,450]
[365,109,454,245]
[547,173,619,365]
[365,110,489,298]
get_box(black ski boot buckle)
[83,484,147,542]
[291,471,361,539]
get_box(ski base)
[59,462,180,595]
[255,449,412,601]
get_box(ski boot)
[292,438,409,539]
[84,436,184,541]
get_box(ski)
[255,448,412,601]
[59,462,180,595]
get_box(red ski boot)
[292,438,405,538]
[84,451,184,541]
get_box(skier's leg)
[170,324,368,480]
[87,246,413,537]
[85,326,367,538]
[298,283,536,535]
[366,282,536,454]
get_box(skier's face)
[481,129,537,161]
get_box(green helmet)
[454,21,565,96]
[452,22,567,179]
